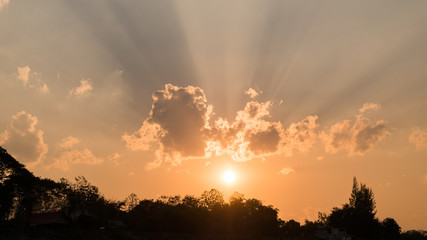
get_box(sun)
[223,170,236,184]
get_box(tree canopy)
[1,146,425,239]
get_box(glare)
[223,170,236,184]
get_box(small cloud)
[50,148,103,171]
[109,152,121,166]
[47,136,103,171]
[409,127,427,149]
[58,136,80,149]
[205,161,211,167]
[359,103,380,113]
[17,66,30,85]
[245,88,262,99]
[15,66,49,93]
[0,111,48,166]
[0,0,10,9]
[70,78,93,96]
[128,171,135,176]
[122,121,163,151]
[321,103,389,156]
[317,156,324,161]
[280,167,294,175]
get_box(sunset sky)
[1,0,427,230]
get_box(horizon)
[1,0,426,231]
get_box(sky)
[1,0,427,230]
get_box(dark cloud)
[0,111,48,166]
[123,84,212,166]
[123,84,319,168]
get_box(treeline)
[1,146,426,239]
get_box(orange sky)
[1,0,426,230]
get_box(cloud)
[58,136,80,149]
[280,167,294,175]
[123,84,212,166]
[123,84,319,168]
[70,78,93,96]
[109,152,121,166]
[50,148,103,171]
[0,111,48,166]
[122,121,163,151]
[284,115,319,155]
[209,101,285,161]
[321,103,390,156]
[409,127,427,149]
[47,136,103,171]
[15,66,49,93]
[245,88,262,99]
[0,0,9,9]
[359,102,380,113]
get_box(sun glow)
[223,170,236,184]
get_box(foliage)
[1,146,425,239]
[326,177,382,239]
[401,230,427,240]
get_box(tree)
[401,230,427,240]
[281,219,301,238]
[381,218,401,240]
[327,177,381,240]
[200,189,224,210]
[349,177,376,218]
[122,193,139,212]
[182,195,200,208]
[229,192,245,207]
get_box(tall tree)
[327,177,381,239]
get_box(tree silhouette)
[0,147,419,239]
[122,193,139,212]
[381,217,401,240]
[200,188,224,210]
[326,177,386,239]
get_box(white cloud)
[50,148,103,171]
[0,111,48,166]
[0,0,10,9]
[409,127,427,149]
[58,136,80,149]
[46,136,103,171]
[245,88,262,99]
[280,167,294,175]
[109,152,121,166]
[70,78,93,96]
[15,66,49,93]
[359,103,380,113]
